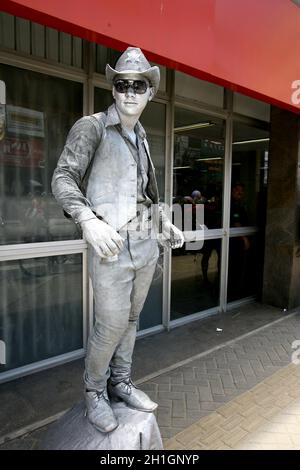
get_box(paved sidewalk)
[0,302,283,440]
[1,306,300,450]
[165,363,300,450]
[144,312,300,441]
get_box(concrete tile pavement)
[142,312,300,441]
[0,302,283,440]
[165,363,300,450]
[1,304,300,450]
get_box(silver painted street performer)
[52,47,184,433]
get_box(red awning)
[2,0,300,114]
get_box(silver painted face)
[112,75,154,119]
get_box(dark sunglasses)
[113,79,149,94]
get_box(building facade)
[0,0,300,383]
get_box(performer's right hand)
[81,218,124,259]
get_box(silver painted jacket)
[51,104,166,231]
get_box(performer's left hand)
[161,221,185,249]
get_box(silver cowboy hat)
[106,47,160,94]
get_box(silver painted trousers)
[84,229,159,392]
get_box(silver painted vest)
[84,112,159,231]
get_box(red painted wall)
[1,0,300,114]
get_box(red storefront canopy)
[2,0,300,114]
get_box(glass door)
[170,107,225,320]
[228,121,269,302]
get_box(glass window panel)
[94,87,114,112]
[231,122,269,227]
[96,45,121,75]
[140,101,166,198]
[139,251,164,330]
[173,107,225,230]
[171,242,221,320]
[0,64,83,245]
[175,71,224,107]
[140,101,166,327]
[233,93,270,122]
[171,107,224,319]
[227,234,263,302]
[0,254,83,372]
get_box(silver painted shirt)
[51,104,162,229]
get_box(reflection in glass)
[141,101,166,327]
[232,122,269,227]
[173,108,225,232]
[171,244,221,320]
[139,250,164,330]
[228,122,269,302]
[0,254,83,372]
[0,64,83,245]
[230,183,249,227]
[171,108,224,319]
[94,87,114,112]
[140,101,166,197]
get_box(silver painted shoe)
[85,388,118,433]
[108,379,158,412]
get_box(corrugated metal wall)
[0,12,83,69]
